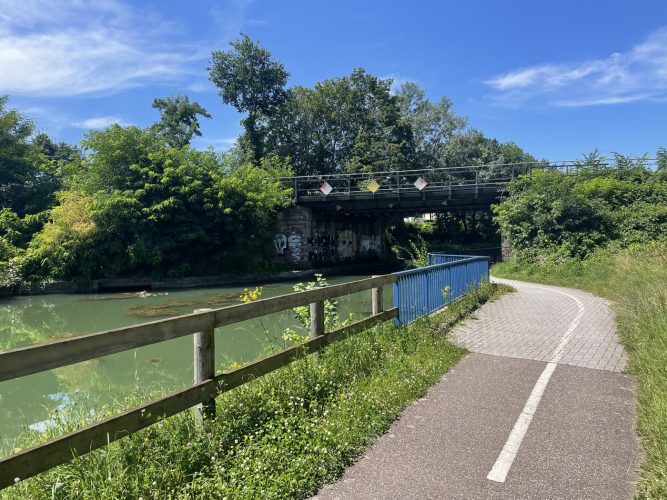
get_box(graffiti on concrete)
[360,235,381,256]
[337,230,357,260]
[307,233,337,265]
[287,231,302,262]
[274,233,287,256]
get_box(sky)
[1,0,666,161]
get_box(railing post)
[193,308,215,426]
[310,301,325,339]
[393,279,400,325]
[371,276,383,316]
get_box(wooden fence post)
[371,275,383,316]
[193,308,215,426]
[310,301,325,339]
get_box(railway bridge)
[271,162,574,265]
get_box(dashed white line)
[487,286,585,483]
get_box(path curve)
[454,278,626,372]
[315,278,639,499]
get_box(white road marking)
[487,285,585,483]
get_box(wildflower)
[55,482,63,489]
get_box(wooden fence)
[0,255,489,490]
[0,274,396,489]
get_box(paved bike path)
[315,279,640,499]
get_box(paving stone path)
[453,278,627,372]
[316,278,640,499]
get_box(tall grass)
[2,283,507,499]
[494,243,667,497]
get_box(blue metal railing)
[427,253,471,265]
[392,254,490,324]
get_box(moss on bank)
[2,283,507,499]
[494,244,667,497]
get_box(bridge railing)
[284,164,521,201]
[393,254,490,324]
[277,158,658,202]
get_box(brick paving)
[451,278,627,372]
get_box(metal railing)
[275,159,658,202]
[393,254,490,324]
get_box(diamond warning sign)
[367,179,380,193]
[320,181,333,195]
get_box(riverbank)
[2,283,506,499]
[0,260,406,297]
[493,243,667,498]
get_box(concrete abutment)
[273,206,387,266]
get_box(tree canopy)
[151,95,212,148]
[263,68,416,175]
[209,34,289,163]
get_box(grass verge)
[2,282,508,499]
[494,243,667,497]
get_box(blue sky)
[2,0,666,160]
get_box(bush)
[493,157,667,262]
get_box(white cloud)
[486,27,667,107]
[72,116,128,129]
[0,0,203,96]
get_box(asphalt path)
[315,279,640,499]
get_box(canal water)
[0,274,393,453]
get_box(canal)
[0,274,392,453]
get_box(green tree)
[151,95,212,148]
[32,132,79,164]
[23,122,294,281]
[264,68,416,175]
[395,81,467,169]
[208,34,289,163]
[80,124,157,192]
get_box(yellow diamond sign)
[367,179,380,193]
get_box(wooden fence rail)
[0,274,395,383]
[0,274,397,489]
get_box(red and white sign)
[320,181,333,195]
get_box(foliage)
[239,286,262,304]
[395,81,467,169]
[209,34,289,163]
[263,69,416,175]
[2,283,507,499]
[493,153,667,261]
[291,274,339,331]
[0,97,69,217]
[151,95,212,148]
[493,243,667,497]
[19,192,96,282]
[18,126,293,281]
